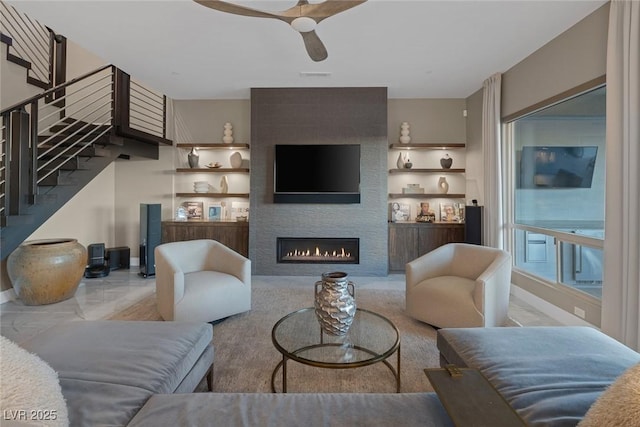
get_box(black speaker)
[106,246,130,271]
[139,203,161,278]
[465,205,484,245]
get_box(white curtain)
[602,0,640,351]
[482,73,504,249]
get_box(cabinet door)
[389,225,419,271]
[418,226,464,256]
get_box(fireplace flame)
[284,247,352,260]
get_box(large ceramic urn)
[314,271,356,336]
[7,239,87,305]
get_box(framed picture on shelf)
[389,202,411,222]
[181,201,203,220]
[415,201,436,223]
[230,201,250,221]
[208,202,223,221]
[439,202,464,223]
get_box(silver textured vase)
[314,272,356,336]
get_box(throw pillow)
[0,336,69,426]
[578,362,640,427]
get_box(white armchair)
[155,239,251,322]
[405,243,512,328]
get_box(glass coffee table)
[271,307,401,393]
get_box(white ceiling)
[8,0,607,100]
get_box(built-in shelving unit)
[388,142,467,203]
[174,142,251,199]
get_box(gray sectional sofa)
[12,321,640,426]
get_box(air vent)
[299,71,332,77]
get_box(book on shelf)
[181,201,204,220]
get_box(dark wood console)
[161,220,249,257]
[388,222,464,272]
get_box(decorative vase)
[440,154,453,169]
[437,176,449,194]
[7,239,87,305]
[399,122,411,144]
[188,147,199,168]
[223,122,234,144]
[229,151,243,169]
[404,157,413,169]
[396,152,406,169]
[220,175,229,193]
[314,272,356,336]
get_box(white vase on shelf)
[230,151,243,169]
[437,176,449,194]
[396,152,406,169]
[220,175,229,193]
[223,122,234,144]
[399,122,411,144]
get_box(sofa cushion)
[21,320,213,427]
[437,326,640,427]
[128,392,454,427]
[0,336,69,427]
[578,362,640,427]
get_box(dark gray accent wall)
[249,88,388,276]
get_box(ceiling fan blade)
[300,30,328,62]
[194,0,285,20]
[304,0,367,23]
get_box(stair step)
[50,121,111,136]
[38,133,112,146]
[38,156,84,171]
[38,173,78,187]
[38,145,111,158]
[1,214,34,227]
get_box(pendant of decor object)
[220,175,229,193]
[437,176,449,194]
[229,151,243,169]
[440,153,453,169]
[188,147,199,168]
[223,122,234,144]
[399,122,411,144]
[396,152,406,169]
[314,272,356,336]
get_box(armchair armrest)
[206,241,251,286]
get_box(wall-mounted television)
[274,144,361,203]
[518,146,598,189]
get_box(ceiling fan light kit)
[291,16,316,33]
[194,0,367,62]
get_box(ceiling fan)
[193,0,367,62]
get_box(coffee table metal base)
[271,343,401,393]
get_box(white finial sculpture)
[399,122,411,144]
[223,122,234,144]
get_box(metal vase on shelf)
[314,271,356,336]
[188,147,199,168]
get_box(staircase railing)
[0,1,56,88]
[0,64,170,224]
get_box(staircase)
[1,3,171,260]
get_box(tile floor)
[0,269,560,344]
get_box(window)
[505,86,605,317]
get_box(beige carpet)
[109,287,441,393]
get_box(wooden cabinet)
[162,220,249,257]
[388,222,464,272]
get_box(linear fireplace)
[277,238,359,264]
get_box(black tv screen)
[518,146,598,189]
[274,144,361,203]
